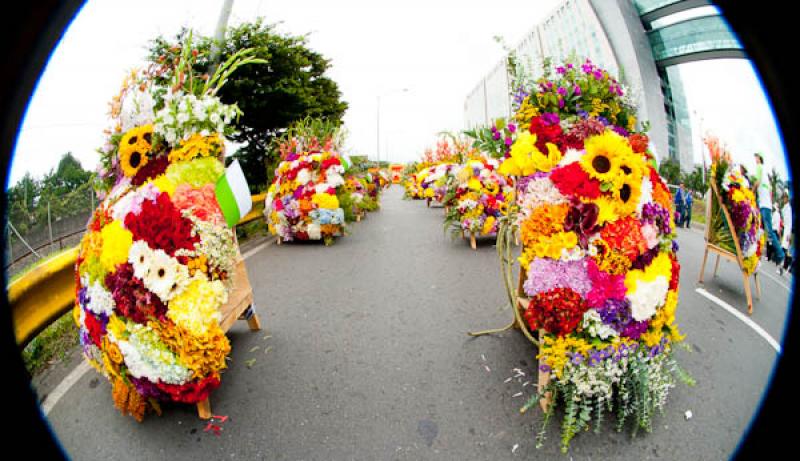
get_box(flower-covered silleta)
[706,135,765,274]
[444,157,514,238]
[75,41,261,421]
[500,59,689,451]
[265,150,346,245]
[264,119,348,245]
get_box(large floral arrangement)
[706,136,764,274]
[499,59,689,451]
[420,163,459,203]
[264,118,347,245]
[75,39,261,421]
[444,157,514,237]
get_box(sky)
[7,0,790,187]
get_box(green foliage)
[336,188,357,223]
[148,19,348,192]
[21,311,79,376]
[658,158,681,186]
[463,118,512,159]
[682,165,707,195]
[6,153,94,235]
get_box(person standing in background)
[674,183,686,229]
[753,152,784,265]
[780,191,793,275]
[684,188,693,228]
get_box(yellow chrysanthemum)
[482,216,496,235]
[119,124,153,177]
[423,188,435,198]
[107,314,127,339]
[99,220,133,273]
[624,252,672,292]
[148,174,176,196]
[592,196,620,226]
[168,133,222,163]
[514,96,540,125]
[499,132,561,177]
[467,178,482,191]
[312,192,340,210]
[167,278,226,337]
[581,131,631,183]
[519,231,578,267]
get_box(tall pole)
[376,95,381,164]
[208,0,235,77]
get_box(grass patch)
[21,310,80,377]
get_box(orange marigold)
[520,203,570,246]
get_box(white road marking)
[43,361,91,416]
[43,238,273,416]
[757,266,792,292]
[695,287,782,353]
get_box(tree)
[658,158,681,186]
[682,165,708,196]
[148,20,348,191]
[768,167,783,203]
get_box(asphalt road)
[41,185,792,460]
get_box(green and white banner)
[216,159,252,228]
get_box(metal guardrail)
[8,193,267,347]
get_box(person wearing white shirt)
[753,153,784,265]
[779,191,793,275]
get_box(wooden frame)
[698,177,761,314]
[196,233,262,419]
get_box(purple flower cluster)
[631,246,660,270]
[572,342,641,368]
[131,376,168,400]
[541,112,561,126]
[641,202,672,235]
[513,86,529,107]
[596,298,648,339]
[730,198,752,229]
[611,125,629,137]
[523,258,592,298]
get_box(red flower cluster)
[131,155,170,186]
[629,133,649,154]
[563,118,605,150]
[124,192,199,256]
[156,374,221,404]
[524,287,589,337]
[320,156,341,171]
[89,207,113,232]
[600,216,647,262]
[669,254,680,291]
[529,115,564,152]
[83,310,106,347]
[105,263,167,324]
[549,162,601,199]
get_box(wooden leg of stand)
[713,254,721,277]
[197,398,212,420]
[356,213,361,222]
[754,272,761,299]
[743,271,753,315]
[276,237,282,245]
[470,233,477,250]
[537,337,552,411]
[241,305,262,331]
[698,247,709,284]
[461,230,465,240]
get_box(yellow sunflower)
[592,195,620,226]
[119,124,153,177]
[613,176,642,216]
[581,130,631,183]
[615,152,646,187]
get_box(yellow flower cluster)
[168,133,222,163]
[537,335,592,379]
[167,278,226,337]
[149,320,231,379]
[99,220,133,273]
[520,203,569,246]
[514,96,540,125]
[482,216,496,236]
[519,231,578,267]
[624,252,672,293]
[312,192,339,210]
[119,124,153,178]
[499,132,562,177]
[150,174,176,196]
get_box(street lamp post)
[377,88,408,165]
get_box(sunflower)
[581,131,631,183]
[614,152,646,187]
[119,124,154,177]
[592,195,619,226]
[613,176,642,216]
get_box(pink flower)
[172,183,224,225]
[640,223,659,249]
[585,259,627,308]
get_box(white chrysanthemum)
[296,169,311,185]
[627,276,669,321]
[636,176,654,215]
[85,281,115,316]
[307,222,322,240]
[315,183,333,194]
[141,248,190,302]
[327,172,345,188]
[559,148,584,166]
[111,192,136,222]
[128,241,152,280]
[113,325,193,385]
[582,309,618,340]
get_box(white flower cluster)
[627,276,669,321]
[120,86,156,133]
[582,309,618,340]
[563,356,626,402]
[186,215,237,279]
[111,324,193,385]
[154,92,239,144]
[84,279,115,317]
[128,241,191,302]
